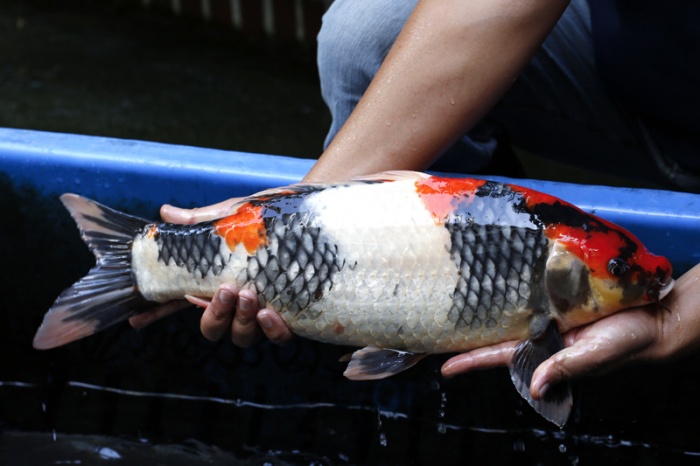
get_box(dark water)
[0,0,330,159]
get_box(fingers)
[229,289,261,347]
[529,329,647,400]
[200,284,239,342]
[529,345,589,400]
[257,309,295,346]
[441,341,517,378]
[194,286,294,347]
[160,198,242,224]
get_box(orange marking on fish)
[415,176,487,223]
[214,203,267,254]
[334,322,345,335]
[146,224,158,239]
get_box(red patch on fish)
[509,184,645,279]
[214,203,267,254]
[415,176,487,223]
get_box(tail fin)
[33,194,154,350]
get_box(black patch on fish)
[154,222,226,277]
[245,211,344,316]
[445,221,549,331]
[520,198,640,264]
[476,181,640,265]
[474,180,522,203]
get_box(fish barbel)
[33,171,673,426]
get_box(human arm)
[303,0,570,182]
[441,262,700,399]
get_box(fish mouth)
[656,278,675,301]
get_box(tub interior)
[2,129,700,465]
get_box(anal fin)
[509,317,572,427]
[343,346,427,380]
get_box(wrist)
[651,263,700,362]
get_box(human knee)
[317,0,416,80]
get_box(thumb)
[160,198,242,224]
[529,333,644,400]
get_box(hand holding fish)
[443,262,700,399]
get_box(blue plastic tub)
[1,128,700,464]
[2,128,697,273]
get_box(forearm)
[304,0,570,183]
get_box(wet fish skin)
[32,171,674,427]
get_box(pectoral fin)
[343,346,427,380]
[509,317,572,427]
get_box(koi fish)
[33,171,673,426]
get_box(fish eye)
[608,258,630,277]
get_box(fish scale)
[247,214,344,316]
[446,222,548,334]
[155,222,224,277]
[33,172,675,427]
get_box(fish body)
[33,171,673,426]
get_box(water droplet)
[513,439,525,452]
[559,444,567,453]
[430,380,440,391]
[376,411,388,446]
[378,432,388,447]
[96,447,121,460]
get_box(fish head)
[545,219,673,329]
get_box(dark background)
[0,0,330,158]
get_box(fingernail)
[258,313,272,329]
[219,289,234,304]
[131,320,146,330]
[160,204,175,217]
[239,296,252,312]
[538,383,550,399]
[441,363,456,379]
